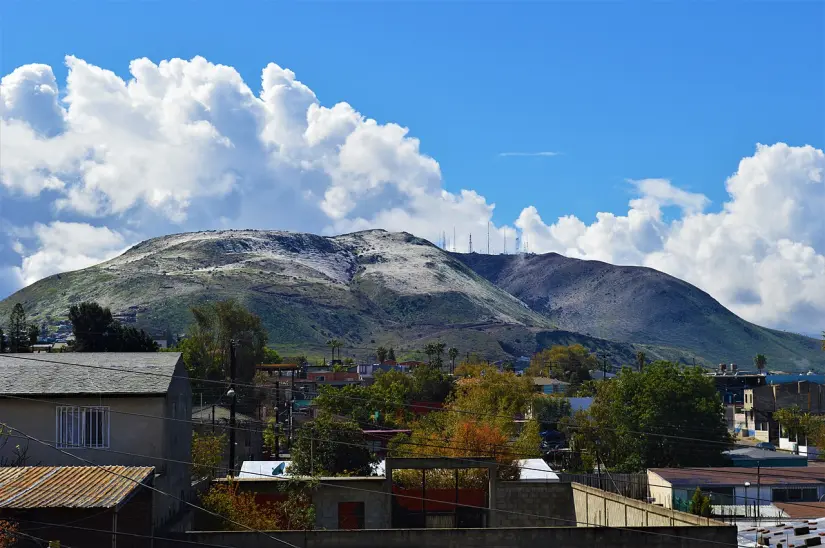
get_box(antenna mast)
[453,227,456,253]
[503,230,506,255]
[469,234,473,253]
[487,222,490,254]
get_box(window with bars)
[55,406,110,448]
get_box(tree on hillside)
[448,347,459,373]
[27,324,39,346]
[375,346,388,364]
[424,342,446,369]
[387,347,396,362]
[568,361,731,472]
[754,353,767,374]
[180,300,267,385]
[0,328,6,353]
[291,414,375,476]
[635,351,646,372]
[7,304,29,353]
[69,302,158,352]
[528,344,595,386]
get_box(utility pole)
[756,462,761,527]
[229,340,237,477]
[274,378,280,458]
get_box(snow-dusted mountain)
[2,229,822,368]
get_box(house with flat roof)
[0,353,191,530]
[648,466,825,512]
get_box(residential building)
[308,370,360,387]
[0,465,154,548]
[744,380,825,442]
[648,467,825,511]
[0,352,191,530]
[533,377,570,394]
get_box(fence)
[558,473,649,501]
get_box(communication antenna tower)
[469,234,473,253]
[487,222,490,254]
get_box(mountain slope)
[455,252,825,370]
[0,230,552,360]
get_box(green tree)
[290,414,375,476]
[387,347,396,362]
[528,344,595,386]
[688,487,712,517]
[181,300,267,385]
[568,361,732,472]
[635,351,646,372]
[448,347,459,373]
[7,303,29,353]
[376,346,388,364]
[192,432,226,479]
[0,327,6,353]
[424,342,446,369]
[754,353,767,374]
[27,324,39,346]
[533,396,572,429]
[69,301,157,352]
[263,348,281,364]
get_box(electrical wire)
[0,430,748,548]
[0,423,302,548]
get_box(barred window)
[56,406,110,448]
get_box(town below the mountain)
[1,299,824,548]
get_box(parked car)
[756,442,776,451]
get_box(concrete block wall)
[571,483,723,528]
[492,482,575,527]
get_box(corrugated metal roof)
[0,466,153,509]
[650,467,825,486]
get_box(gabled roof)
[0,466,154,509]
[0,353,183,395]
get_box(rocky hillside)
[455,252,824,370]
[1,229,821,369]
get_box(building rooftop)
[532,377,570,386]
[725,447,808,463]
[192,405,256,423]
[0,466,153,509]
[0,352,183,395]
[650,467,825,486]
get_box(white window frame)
[55,406,111,449]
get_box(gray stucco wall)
[312,479,390,530]
[492,482,575,527]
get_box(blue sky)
[4,1,822,225]
[1,1,824,332]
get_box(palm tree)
[448,347,459,373]
[326,339,342,365]
[635,351,646,372]
[754,353,767,375]
[376,346,388,364]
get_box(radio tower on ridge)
[468,234,473,253]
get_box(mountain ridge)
[1,229,822,370]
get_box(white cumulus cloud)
[0,56,823,334]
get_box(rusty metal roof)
[0,466,153,509]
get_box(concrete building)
[0,353,191,530]
[0,465,154,548]
[744,380,825,442]
[179,459,735,548]
[648,467,825,511]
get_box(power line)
[0,423,302,548]
[0,430,747,547]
